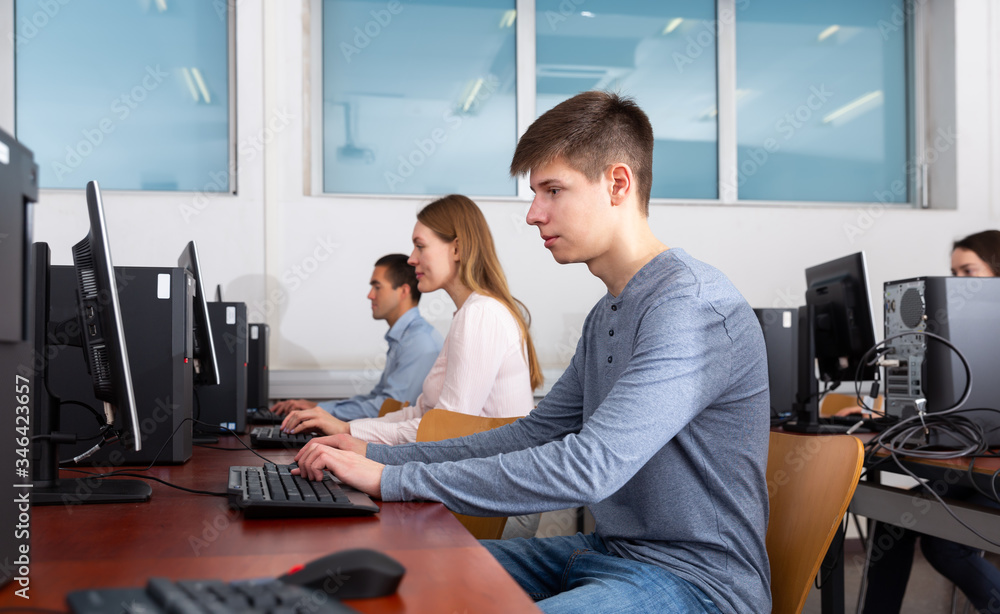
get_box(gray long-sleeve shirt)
[369,249,771,614]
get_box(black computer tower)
[196,302,247,433]
[50,266,194,464]
[247,323,269,410]
[884,277,1000,447]
[753,308,799,418]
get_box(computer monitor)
[784,252,878,433]
[178,241,220,387]
[32,181,151,504]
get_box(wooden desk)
[0,437,539,613]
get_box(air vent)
[900,288,924,328]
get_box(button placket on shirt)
[606,301,620,370]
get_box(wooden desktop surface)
[0,436,540,613]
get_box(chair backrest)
[377,398,408,418]
[819,392,883,417]
[416,408,520,540]
[766,431,864,614]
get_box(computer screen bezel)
[178,240,221,387]
[73,181,142,451]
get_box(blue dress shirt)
[318,307,442,421]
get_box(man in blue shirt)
[271,254,442,422]
[292,93,770,614]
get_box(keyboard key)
[147,577,203,613]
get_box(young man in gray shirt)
[294,92,771,614]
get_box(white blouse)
[348,293,534,445]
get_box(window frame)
[0,0,239,194]
[308,0,932,209]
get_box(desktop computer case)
[753,308,799,417]
[50,266,194,464]
[246,323,269,410]
[884,276,1000,447]
[197,302,248,433]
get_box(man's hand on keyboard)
[309,433,368,457]
[293,441,384,499]
[270,399,317,416]
[281,408,350,436]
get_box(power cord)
[58,417,282,496]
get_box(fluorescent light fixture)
[462,78,485,112]
[580,11,594,18]
[191,67,211,104]
[822,91,883,124]
[818,24,839,42]
[499,10,516,28]
[663,18,683,34]
[181,68,200,102]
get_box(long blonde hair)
[417,195,543,390]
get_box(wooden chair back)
[766,431,864,614]
[416,408,520,540]
[377,398,409,418]
[819,392,883,417]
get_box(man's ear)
[609,163,633,206]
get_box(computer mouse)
[279,548,405,599]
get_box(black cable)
[61,467,227,497]
[965,456,1000,505]
[60,398,107,426]
[58,417,283,496]
[887,453,1000,549]
[191,418,276,465]
[59,417,279,491]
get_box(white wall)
[25,1,1000,395]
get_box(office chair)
[377,398,409,418]
[416,408,520,540]
[766,431,864,614]
[819,392,884,417]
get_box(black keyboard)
[67,576,357,613]
[228,463,379,518]
[251,425,318,448]
[248,407,284,424]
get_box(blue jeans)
[482,533,722,614]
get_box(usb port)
[85,305,95,319]
[88,324,97,337]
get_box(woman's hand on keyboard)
[270,399,317,416]
[293,441,384,498]
[281,408,351,436]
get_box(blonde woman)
[282,194,541,445]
